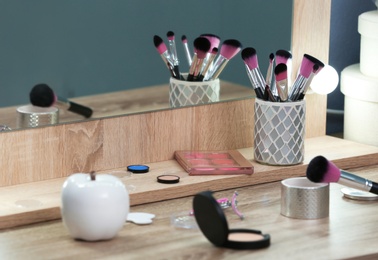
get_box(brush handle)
[370,182,378,195]
[340,170,378,195]
[68,101,93,118]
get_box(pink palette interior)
[174,150,254,175]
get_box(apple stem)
[90,171,96,181]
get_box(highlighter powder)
[228,232,265,242]
[157,174,180,184]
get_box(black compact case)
[193,191,270,250]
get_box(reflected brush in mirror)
[153,35,179,79]
[166,31,181,79]
[204,39,242,81]
[29,84,93,118]
[187,37,211,81]
[241,47,265,99]
[181,35,192,66]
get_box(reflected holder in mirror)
[169,75,220,108]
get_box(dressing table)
[1,1,378,259]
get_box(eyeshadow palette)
[174,150,254,175]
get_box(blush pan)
[174,150,254,176]
[193,191,270,250]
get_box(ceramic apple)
[61,172,129,241]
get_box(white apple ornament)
[61,171,129,241]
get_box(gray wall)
[327,0,376,134]
[0,0,292,107]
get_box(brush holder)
[281,177,329,219]
[254,98,305,166]
[169,75,220,108]
[17,105,59,128]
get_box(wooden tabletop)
[1,164,377,259]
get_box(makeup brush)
[306,155,378,195]
[295,64,320,100]
[275,49,292,66]
[265,53,275,88]
[275,49,292,88]
[264,53,277,101]
[187,37,211,81]
[181,35,192,66]
[240,47,265,99]
[199,33,221,76]
[274,63,288,102]
[167,31,181,78]
[204,39,242,80]
[30,83,93,118]
[153,35,177,79]
[288,54,324,100]
[197,47,218,81]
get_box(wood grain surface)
[0,164,377,260]
[1,136,377,230]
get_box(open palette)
[174,150,254,175]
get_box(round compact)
[127,164,149,174]
[193,191,270,250]
[157,174,180,184]
[341,187,378,201]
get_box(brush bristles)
[200,33,221,49]
[300,54,325,77]
[220,39,242,60]
[306,155,341,183]
[275,50,292,64]
[167,31,175,40]
[153,35,167,54]
[269,53,274,62]
[29,83,56,107]
[274,63,287,81]
[241,47,258,70]
[181,35,187,43]
[193,37,211,58]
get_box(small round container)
[17,105,59,128]
[281,177,329,219]
[127,165,149,174]
[157,175,180,184]
[193,191,270,250]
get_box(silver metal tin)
[281,177,329,219]
[17,105,59,128]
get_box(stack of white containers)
[341,5,378,146]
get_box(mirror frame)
[0,0,331,187]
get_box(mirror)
[0,0,292,130]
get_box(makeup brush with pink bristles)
[187,37,211,81]
[288,54,324,100]
[241,47,265,99]
[306,155,378,195]
[197,47,218,81]
[181,35,192,66]
[274,63,289,102]
[166,31,181,78]
[295,63,320,100]
[153,35,177,79]
[204,39,242,81]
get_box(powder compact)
[193,191,270,250]
[174,150,254,175]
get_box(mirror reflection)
[0,0,292,130]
